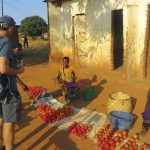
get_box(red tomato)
[110,145,115,150]
[103,143,109,150]
[108,139,116,146]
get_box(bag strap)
[3,76,14,104]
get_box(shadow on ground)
[50,75,107,108]
[69,75,107,108]
[131,97,137,112]
[15,123,50,149]
[16,101,35,132]
[22,46,49,67]
[40,130,78,150]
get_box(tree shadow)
[40,130,78,150]
[22,46,49,67]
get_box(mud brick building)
[44,0,150,79]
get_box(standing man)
[23,34,28,48]
[0,16,24,150]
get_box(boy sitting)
[57,57,78,103]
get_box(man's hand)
[18,66,25,74]
[22,84,28,91]
[0,57,25,75]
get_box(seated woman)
[57,56,79,103]
[140,89,150,135]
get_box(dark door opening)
[112,9,123,69]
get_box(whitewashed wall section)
[48,3,62,61]
[56,0,129,69]
[136,4,147,77]
[48,0,149,77]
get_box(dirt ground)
[14,45,150,150]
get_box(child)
[13,43,23,68]
[57,57,78,103]
[13,43,29,94]
[58,56,76,83]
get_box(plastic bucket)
[82,87,96,101]
[109,111,133,130]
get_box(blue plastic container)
[109,111,133,130]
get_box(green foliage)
[19,16,48,37]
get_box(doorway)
[112,9,124,70]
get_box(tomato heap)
[139,144,150,150]
[112,130,128,147]
[95,124,117,150]
[120,133,140,150]
[37,103,74,123]
[67,121,92,138]
[28,86,47,99]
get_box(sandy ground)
[14,46,150,150]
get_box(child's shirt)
[58,65,74,82]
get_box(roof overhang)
[43,0,71,7]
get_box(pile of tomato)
[67,121,92,138]
[28,86,47,99]
[95,124,117,150]
[139,144,150,150]
[95,123,150,150]
[120,134,139,150]
[37,103,74,123]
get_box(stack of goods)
[37,103,74,123]
[119,133,140,150]
[28,86,48,99]
[108,92,134,131]
[119,133,150,150]
[67,121,92,138]
[95,124,117,150]
[94,123,150,150]
[112,130,128,147]
[138,143,150,150]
